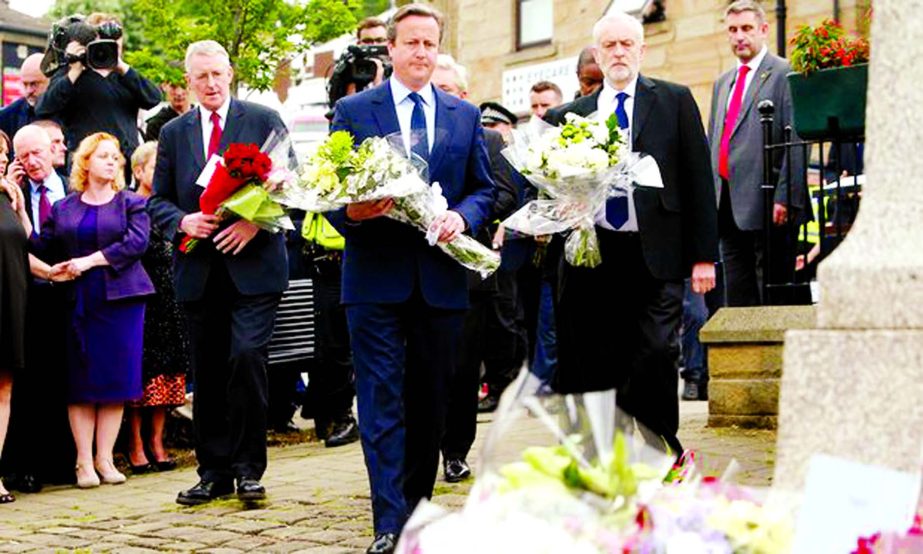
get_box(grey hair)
[436,54,469,93]
[185,40,231,72]
[592,11,645,45]
[725,0,767,23]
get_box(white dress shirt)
[390,77,436,157]
[595,77,639,232]
[726,45,768,111]
[30,170,66,227]
[199,98,232,159]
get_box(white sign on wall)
[502,57,579,115]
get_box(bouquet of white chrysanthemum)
[280,131,500,278]
[502,113,659,267]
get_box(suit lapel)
[220,99,246,150]
[632,76,657,149]
[714,70,734,139]
[370,82,401,137]
[428,87,456,175]
[186,110,206,172]
[731,55,773,137]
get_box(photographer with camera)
[36,13,160,181]
[326,18,392,110]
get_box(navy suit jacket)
[147,98,289,302]
[327,80,496,310]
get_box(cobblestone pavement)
[0,401,774,553]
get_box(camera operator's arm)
[117,67,162,110]
[35,42,85,119]
[114,45,161,110]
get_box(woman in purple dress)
[26,132,153,488]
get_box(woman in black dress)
[126,142,189,473]
[0,130,75,503]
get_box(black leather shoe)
[477,395,499,413]
[176,479,234,506]
[325,416,359,448]
[682,381,708,401]
[366,533,397,554]
[236,478,266,501]
[10,473,41,493]
[444,458,471,483]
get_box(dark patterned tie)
[408,92,429,163]
[38,184,52,228]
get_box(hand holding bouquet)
[280,131,500,278]
[502,113,660,267]
[181,138,293,253]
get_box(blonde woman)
[23,132,153,488]
[125,141,188,473]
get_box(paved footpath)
[0,401,774,553]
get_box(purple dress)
[66,202,144,403]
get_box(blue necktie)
[606,92,630,229]
[409,92,429,163]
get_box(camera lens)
[86,41,119,70]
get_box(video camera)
[326,44,392,109]
[40,15,123,77]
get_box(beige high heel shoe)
[75,463,100,489]
[94,458,126,485]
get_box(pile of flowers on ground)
[397,384,793,553]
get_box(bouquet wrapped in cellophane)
[278,131,500,278]
[395,372,794,554]
[501,113,663,267]
[180,132,294,253]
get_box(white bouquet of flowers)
[279,131,500,278]
[502,113,661,267]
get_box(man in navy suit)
[148,40,288,506]
[326,5,494,553]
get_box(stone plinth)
[700,306,816,429]
[775,330,923,491]
[774,0,923,492]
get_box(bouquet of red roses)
[180,142,293,253]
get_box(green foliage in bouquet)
[498,433,663,502]
[790,17,870,75]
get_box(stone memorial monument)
[774,0,923,490]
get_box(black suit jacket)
[544,76,718,281]
[147,98,289,302]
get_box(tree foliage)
[49,0,360,92]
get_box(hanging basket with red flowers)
[787,17,871,140]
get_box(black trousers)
[441,290,493,461]
[3,283,75,483]
[554,230,684,455]
[482,267,527,396]
[304,259,355,432]
[183,263,281,482]
[718,185,765,307]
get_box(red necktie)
[207,111,222,158]
[718,65,751,181]
[38,185,51,228]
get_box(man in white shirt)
[708,0,808,307]
[544,10,717,458]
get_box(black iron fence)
[758,99,864,305]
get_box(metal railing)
[758,99,864,305]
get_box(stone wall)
[443,0,868,125]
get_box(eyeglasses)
[358,37,388,46]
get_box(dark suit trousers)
[346,290,464,535]
[442,289,492,461]
[183,261,281,482]
[719,182,765,307]
[554,230,684,455]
